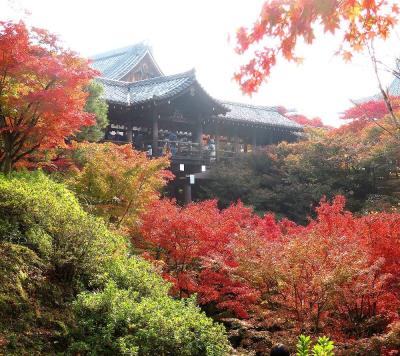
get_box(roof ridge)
[97,69,196,87]
[96,77,130,86]
[90,41,149,60]
[127,69,196,87]
[222,100,279,111]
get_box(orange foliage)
[139,199,260,318]
[235,1,398,93]
[68,142,173,231]
[0,21,97,172]
[139,196,400,336]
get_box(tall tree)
[0,21,97,173]
[76,81,109,142]
[235,0,399,93]
[68,142,172,231]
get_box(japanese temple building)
[90,42,303,202]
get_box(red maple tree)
[139,196,400,334]
[139,199,260,318]
[235,1,399,93]
[0,21,97,173]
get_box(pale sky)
[1,0,400,126]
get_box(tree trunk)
[1,154,12,175]
[0,134,14,175]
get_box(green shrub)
[101,255,170,298]
[0,172,230,355]
[0,171,126,290]
[72,253,230,355]
[297,335,334,356]
[0,242,73,355]
[71,281,230,356]
[0,242,45,321]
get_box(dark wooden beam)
[152,110,159,155]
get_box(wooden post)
[252,128,257,152]
[184,179,192,205]
[196,118,203,148]
[126,125,133,143]
[152,111,158,156]
[234,127,240,153]
[266,129,273,146]
[215,120,220,162]
[193,117,203,162]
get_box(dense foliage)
[0,21,97,173]
[0,171,124,288]
[139,196,400,347]
[67,142,172,231]
[0,172,229,355]
[198,151,321,223]
[76,81,109,142]
[199,115,400,223]
[72,283,228,356]
[139,199,260,318]
[235,0,399,93]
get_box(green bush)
[0,171,126,290]
[0,242,45,321]
[0,241,73,355]
[71,281,230,356]
[296,335,334,356]
[0,172,230,355]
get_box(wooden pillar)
[126,125,133,143]
[215,120,220,162]
[195,118,203,147]
[184,179,192,205]
[194,118,203,162]
[234,127,240,154]
[152,111,158,156]
[267,129,273,145]
[252,128,257,152]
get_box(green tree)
[76,81,109,142]
[71,283,229,356]
[0,172,229,355]
[197,151,327,224]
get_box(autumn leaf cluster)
[235,0,399,93]
[0,21,97,173]
[138,196,400,341]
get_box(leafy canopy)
[139,199,260,318]
[235,0,399,93]
[76,81,109,142]
[67,142,173,231]
[0,21,97,173]
[0,171,230,355]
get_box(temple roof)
[90,42,163,80]
[219,102,303,130]
[92,42,303,131]
[97,69,226,113]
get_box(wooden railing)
[102,138,241,163]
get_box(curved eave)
[113,49,164,81]
[214,115,304,131]
[96,70,227,114]
[146,50,164,77]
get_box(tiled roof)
[97,70,225,112]
[219,101,303,130]
[93,42,303,131]
[90,42,162,80]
